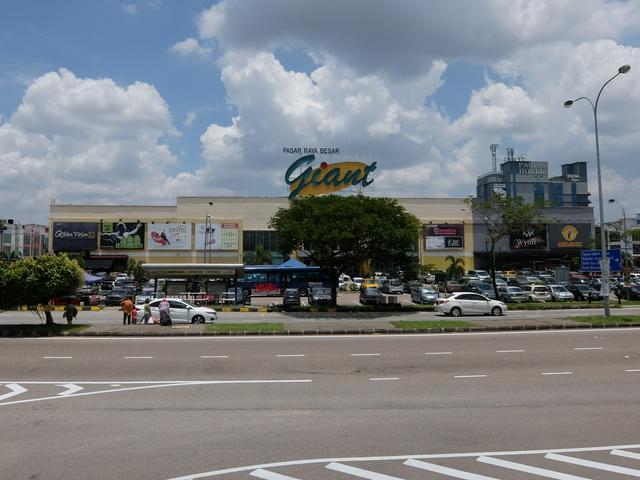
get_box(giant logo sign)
[285,154,377,200]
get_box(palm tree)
[445,255,465,280]
[1,250,22,263]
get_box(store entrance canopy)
[141,263,244,278]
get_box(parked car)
[403,280,422,294]
[361,278,380,289]
[381,278,403,294]
[352,277,363,290]
[482,277,507,288]
[522,285,552,302]
[467,270,490,280]
[439,280,464,293]
[617,284,640,300]
[502,270,518,279]
[463,282,496,299]
[308,287,332,306]
[569,284,603,301]
[139,298,217,323]
[410,286,439,304]
[359,287,383,305]
[434,292,507,317]
[498,286,528,303]
[105,288,132,306]
[548,284,575,302]
[282,288,301,306]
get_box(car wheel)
[491,306,502,316]
[191,315,205,324]
[450,307,462,317]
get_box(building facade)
[1,219,49,258]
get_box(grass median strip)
[392,320,473,330]
[205,323,285,333]
[564,315,640,325]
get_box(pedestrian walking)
[158,298,172,326]
[142,299,151,324]
[120,297,134,325]
[63,300,78,325]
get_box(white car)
[434,292,507,317]
[548,285,575,302]
[522,285,552,302]
[352,277,363,290]
[138,298,217,324]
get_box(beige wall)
[49,196,475,269]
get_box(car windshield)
[421,288,437,294]
[314,288,330,295]
[553,286,567,292]
[574,285,589,291]
[507,287,523,293]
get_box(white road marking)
[326,462,406,479]
[496,349,524,353]
[200,355,229,359]
[426,351,452,355]
[573,347,603,351]
[276,354,305,357]
[625,369,640,372]
[0,383,27,402]
[163,443,640,479]
[369,377,399,381]
[404,458,499,479]
[124,356,153,359]
[546,452,640,476]
[477,455,590,479]
[56,383,84,396]
[43,356,72,359]
[350,353,380,357]
[250,469,301,480]
[541,372,573,375]
[0,379,312,406]
[611,449,640,460]
[454,375,487,379]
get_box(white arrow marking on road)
[56,383,84,396]
[0,383,27,401]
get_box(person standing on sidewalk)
[120,297,134,325]
[63,300,78,325]
[158,298,172,326]
[142,298,151,324]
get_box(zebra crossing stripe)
[250,469,301,479]
[611,449,640,460]
[477,455,591,479]
[404,458,499,480]
[546,453,640,477]
[326,462,407,479]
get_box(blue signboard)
[580,249,621,272]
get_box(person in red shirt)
[120,297,134,325]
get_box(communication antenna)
[506,147,514,162]
[490,144,499,173]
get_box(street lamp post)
[564,64,631,317]
[609,198,629,270]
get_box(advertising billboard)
[195,223,239,250]
[100,222,145,250]
[52,222,98,251]
[510,227,547,250]
[147,223,192,250]
[549,223,591,249]
[424,224,464,250]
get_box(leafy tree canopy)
[0,254,82,310]
[269,195,421,303]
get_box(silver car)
[410,287,439,304]
[548,285,575,302]
[140,298,218,323]
[522,285,552,302]
[434,292,507,317]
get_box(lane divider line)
[350,353,380,357]
[369,378,399,381]
[426,352,452,355]
[276,355,305,357]
[124,356,154,359]
[496,350,524,353]
[454,375,487,379]
[541,372,573,375]
[43,356,72,359]
[200,356,229,358]
[573,347,603,351]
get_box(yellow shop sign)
[285,154,377,200]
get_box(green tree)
[465,195,545,297]
[243,244,273,265]
[1,249,22,263]
[269,195,421,305]
[444,255,465,280]
[126,258,148,293]
[0,254,82,325]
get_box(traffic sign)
[580,249,621,272]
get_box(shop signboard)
[510,226,547,250]
[147,223,192,250]
[424,224,464,250]
[549,223,591,249]
[100,222,145,250]
[52,222,98,251]
[195,223,239,250]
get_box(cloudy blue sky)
[1,0,639,224]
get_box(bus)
[234,264,332,297]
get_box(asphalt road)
[2,330,640,479]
